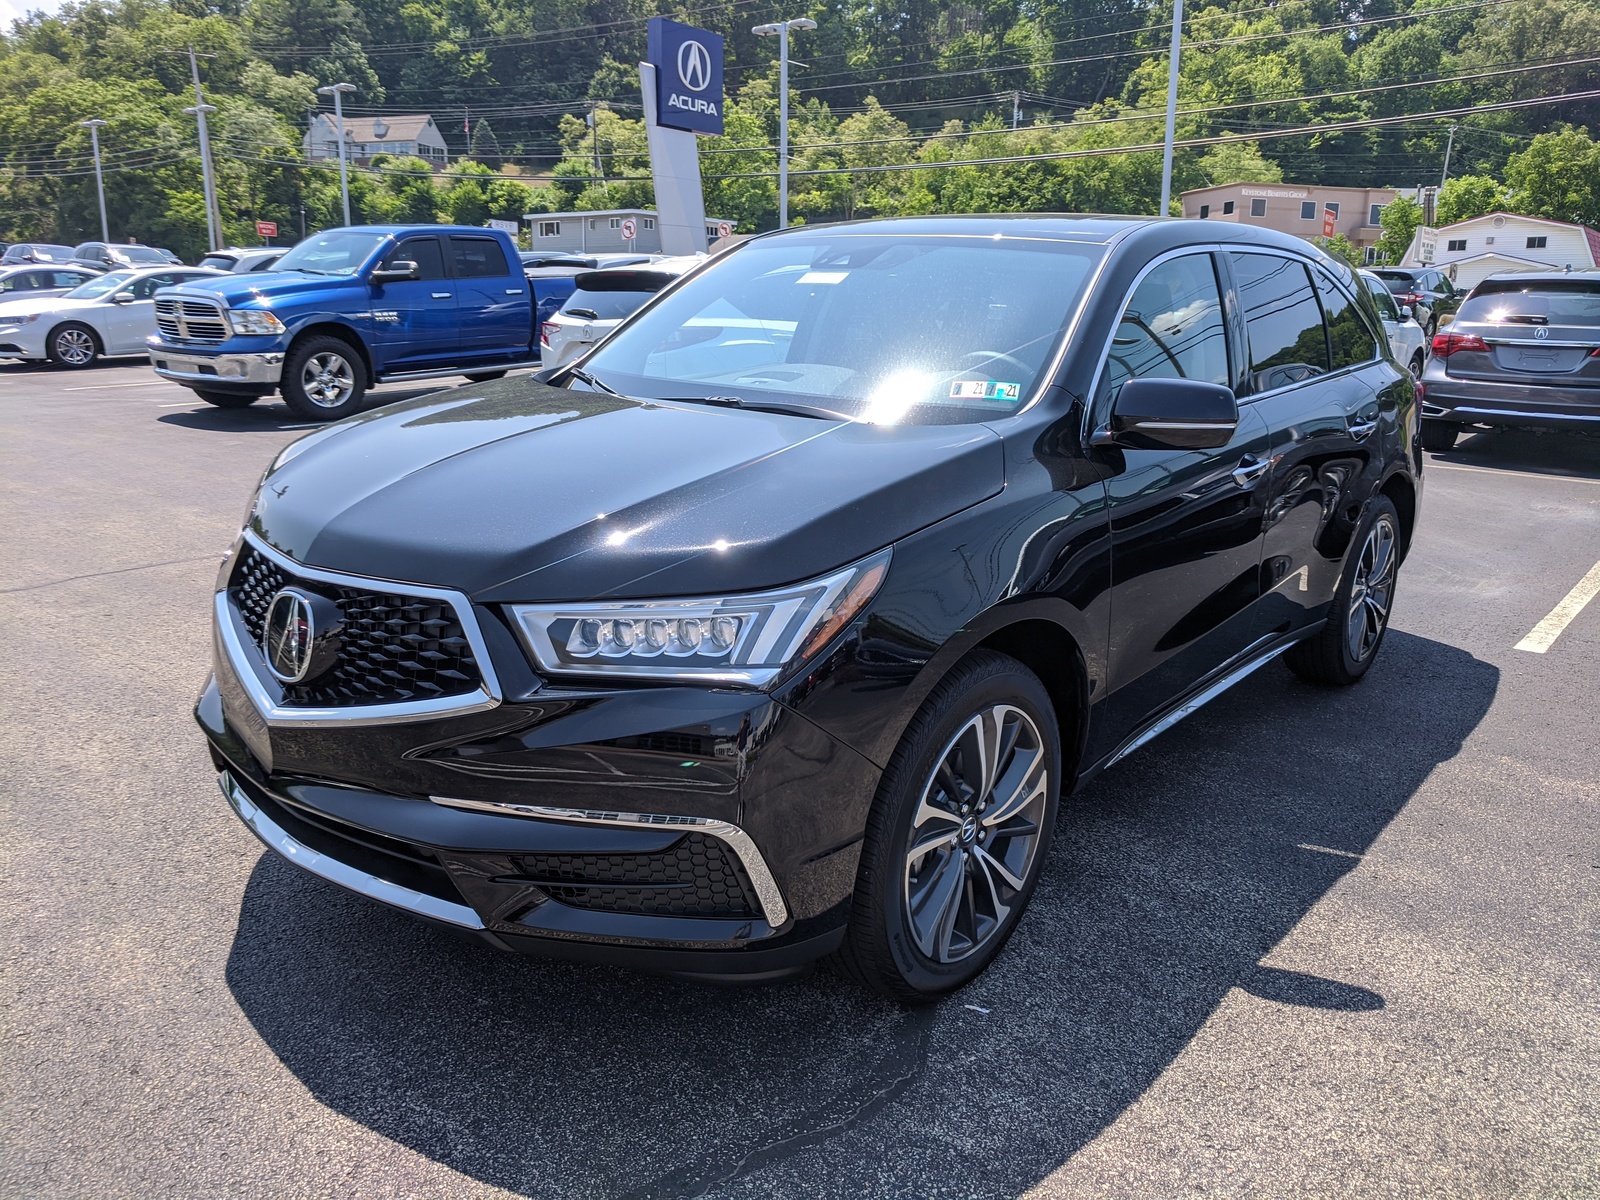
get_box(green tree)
[1374,195,1425,265]
[1437,175,1509,224]
[1504,126,1600,226]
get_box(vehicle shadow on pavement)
[224,630,1497,1199]
[1435,427,1600,478]
[156,387,455,430]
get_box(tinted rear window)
[562,287,656,320]
[1458,284,1600,327]
[1371,270,1419,291]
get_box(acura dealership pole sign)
[647,17,724,136]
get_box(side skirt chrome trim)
[220,772,486,930]
[1104,642,1292,769]
[427,795,791,928]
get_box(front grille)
[229,545,482,707]
[155,296,228,344]
[517,833,760,919]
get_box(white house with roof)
[304,114,450,167]
[521,209,736,255]
[1402,212,1600,289]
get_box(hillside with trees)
[2,0,1597,259]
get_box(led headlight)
[510,549,890,686]
[2,313,39,326]
[227,309,285,336]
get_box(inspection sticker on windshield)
[950,380,1021,402]
[797,270,849,285]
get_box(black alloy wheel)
[48,322,100,368]
[193,390,260,409]
[282,334,367,421]
[831,651,1060,1003]
[1285,494,1401,686]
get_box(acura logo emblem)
[678,39,712,92]
[1533,326,1549,340]
[262,589,318,682]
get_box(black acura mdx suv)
[200,216,1421,1002]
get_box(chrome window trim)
[216,530,503,728]
[221,772,487,930]
[427,794,791,927]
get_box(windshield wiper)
[664,394,852,421]
[566,307,599,320]
[565,366,622,396]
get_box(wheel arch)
[286,321,372,381]
[1379,467,1417,562]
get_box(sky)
[2,0,68,29]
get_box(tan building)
[1179,183,1396,255]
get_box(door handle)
[1347,418,1378,440]
[431,291,452,299]
[1231,456,1271,487]
[504,288,523,295]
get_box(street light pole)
[317,83,358,226]
[184,46,223,250]
[752,17,816,230]
[78,119,109,243]
[1158,0,1185,217]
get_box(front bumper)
[1421,371,1600,430]
[148,341,284,390]
[0,323,48,360]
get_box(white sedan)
[0,265,223,368]
[1358,268,1427,376]
[540,256,704,369]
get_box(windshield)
[117,246,168,264]
[272,231,387,276]
[1457,284,1600,327]
[562,286,658,321]
[65,270,137,299]
[581,232,1104,425]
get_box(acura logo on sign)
[262,589,316,682]
[678,39,712,91]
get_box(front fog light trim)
[508,549,890,686]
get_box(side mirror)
[371,261,419,283]
[110,292,135,305]
[1092,377,1239,451]
[1400,304,1414,320]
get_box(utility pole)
[585,103,607,193]
[1439,124,1459,190]
[1012,90,1022,130]
[1158,0,1185,217]
[317,82,358,226]
[78,119,109,243]
[752,17,817,230]
[186,47,222,250]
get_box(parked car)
[198,247,287,274]
[0,243,75,266]
[539,256,703,368]
[70,242,183,273]
[1416,270,1600,450]
[199,215,1421,1001]
[1369,266,1462,337]
[0,265,224,367]
[519,251,655,270]
[1359,268,1427,376]
[148,225,543,417]
[0,264,101,300]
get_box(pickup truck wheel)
[1284,496,1401,687]
[193,390,260,409]
[464,370,507,383]
[283,336,366,420]
[48,323,100,368]
[829,651,1060,1004]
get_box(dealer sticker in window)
[949,379,1022,402]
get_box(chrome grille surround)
[155,295,229,344]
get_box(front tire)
[1285,495,1401,687]
[1420,419,1459,452]
[1408,350,1425,378]
[831,651,1061,1004]
[282,335,367,421]
[48,323,100,368]
[193,390,260,409]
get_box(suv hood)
[251,378,1004,601]
[174,272,359,307]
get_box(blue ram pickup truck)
[148,225,576,420]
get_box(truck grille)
[155,296,228,344]
[228,546,483,707]
[517,834,761,919]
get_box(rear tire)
[1285,495,1401,687]
[281,335,367,421]
[193,390,260,409]
[829,651,1061,1004]
[1408,351,1425,378]
[1419,419,1459,452]
[48,322,100,368]
[464,370,507,383]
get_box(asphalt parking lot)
[2,357,1597,1199]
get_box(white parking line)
[64,381,172,391]
[1515,561,1600,653]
